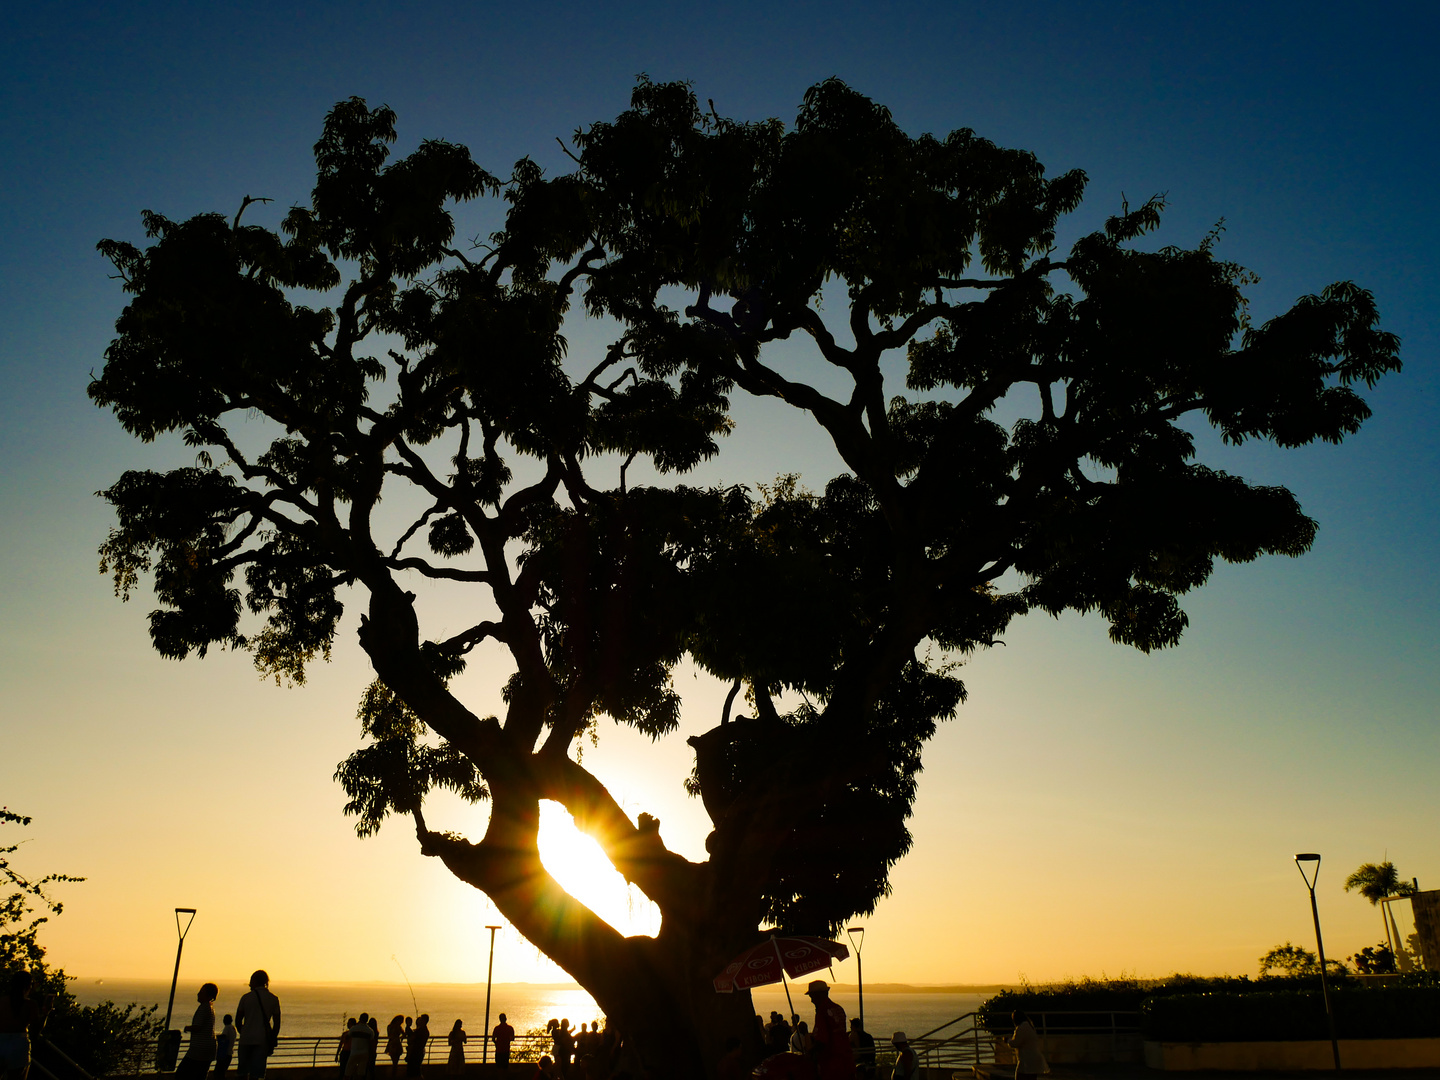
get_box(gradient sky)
[2,2,1437,990]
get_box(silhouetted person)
[889,1032,918,1080]
[492,1013,515,1072]
[348,1014,376,1079]
[787,1020,811,1055]
[764,1011,790,1055]
[552,1019,573,1076]
[405,1014,429,1078]
[235,970,280,1080]
[176,983,219,1080]
[445,1020,465,1075]
[1005,1010,1046,1080]
[804,982,852,1080]
[0,971,51,1080]
[385,1015,404,1077]
[216,1014,237,1079]
[339,1017,356,1078]
[367,1016,380,1080]
[849,1017,875,1079]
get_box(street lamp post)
[1294,854,1341,1071]
[846,927,865,1035]
[157,908,196,1071]
[482,925,501,1064]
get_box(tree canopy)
[92,78,1399,1077]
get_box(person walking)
[445,1020,466,1075]
[215,1014,237,1080]
[234,971,281,1080]
[803,981,853,1080]
[492,1013,515,1073]
[384,1016,404,1078]
[889,1032,919,1080]
[1005,1010,1048,1080]
[176,983,219,1080]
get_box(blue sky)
[1,2,1437,984]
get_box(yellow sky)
[10,567,1435,988]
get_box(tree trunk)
[420,757,778,1080]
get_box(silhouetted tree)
[1345,860,1417,964]
[92,79,1400,1078]
[1,811,162,1075]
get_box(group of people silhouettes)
[335,1011,436,1079]
[533,1015,619,1078]
[168,974,1045,1080]
[174,971,279,1080]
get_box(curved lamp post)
[846,927,865,1034]
[157,907,196,1071]
[1294,854,1340,1070]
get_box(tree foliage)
[92,78,1399,1075]
[1,811,163,1076]
[1345,861,1417,904]
[0,808,83,974]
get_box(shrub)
[1141,987,1440,1042]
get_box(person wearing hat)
[803,981,854,1080]
[889,1031,919,1080]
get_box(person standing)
[803,981,853,1080]
[492,1013,515,1073]
[551,1020,573,1076]
[176,983,219,1080]
[405,1014,429,1078]
[0,971,51,1080]
[384,1016,404,1078]
[347,1014,376,1080]
[338,1019,356,1079]
[1005,1010,1048,1080]
[215,1014,238,1079]
[445,1020,466,1075]
[787,1021,811,1056]
[764,1012,790,1056]
[235,971,281,1080]
[849,1017,876,1080]
[889,1032,919,1080]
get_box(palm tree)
[1345,861,1417,967]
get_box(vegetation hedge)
[1142,988,1440,1042]
[981,975,1440,1042]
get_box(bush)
[979,974,1338,1035]
[43,997,164,1076]
[1141,987,1440,1042]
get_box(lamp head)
[1294,853,1322,890]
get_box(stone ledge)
[1143,1037,1440,1070]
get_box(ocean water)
[68,979,989,1042]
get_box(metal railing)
[247,1032,555,1071]
[871,1008,1142,1073]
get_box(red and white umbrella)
[713,934,849,1005]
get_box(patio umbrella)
[713,935,850,1016]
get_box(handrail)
[37,1038,98,1080]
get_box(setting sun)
[537,801,662,939]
